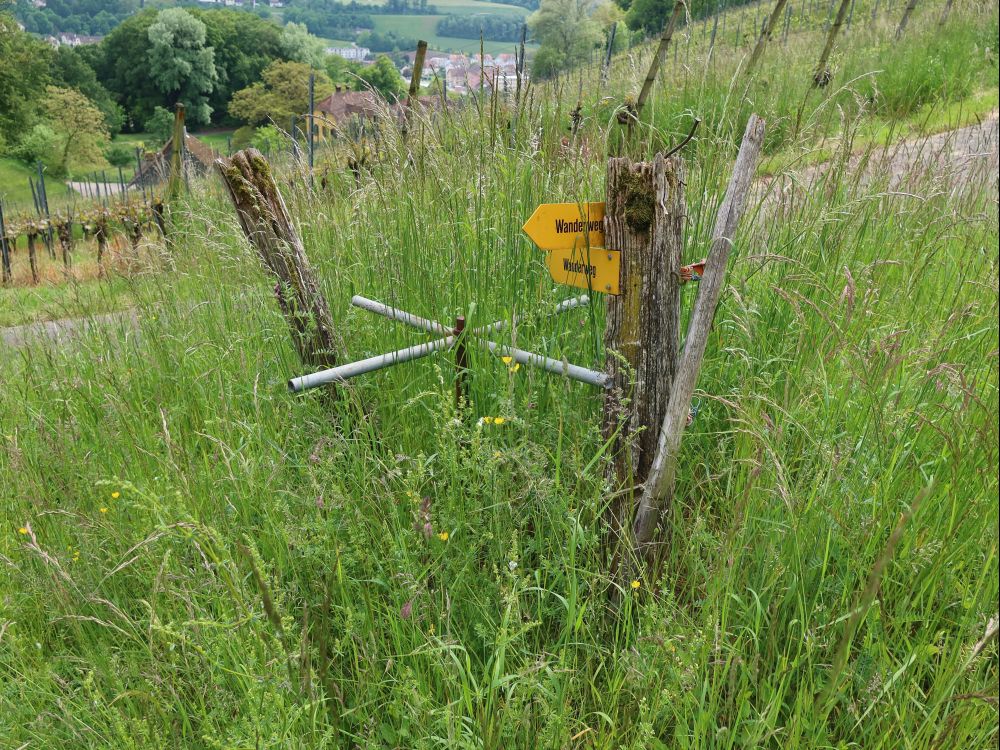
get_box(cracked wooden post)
[216,148,340,372]
[601,152,686,555]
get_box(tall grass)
[1,0,997,747]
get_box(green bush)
[13,124,61,174]
[104,141,135,168]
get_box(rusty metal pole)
[454,315,467,409]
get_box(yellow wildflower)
[111,491,120,499]
[493,417,506,425]
[18,527,28,535]
[501,356,513,365]
[99,507,108,514]
[438,531,449,542]
[630,580,641,590]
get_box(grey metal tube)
[351,295,449,334]
[481,340,611,388]
[289,334,456,392]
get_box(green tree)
[280,21,327,68]
[0,14,52,148]
[529,0,603,78]
[51,46,124,135]
[357,54,405,101]
[147,8,219,125]
[41,85,110,176]
[94,10,159,129]
[144,105,175,145]
[228,60,333,126]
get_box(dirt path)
[0,310,138,352]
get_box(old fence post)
[0,200,11,285]
[601,152,686,552]
[632,114,766,555]
[167,103,186,202]
[216,148,340,371]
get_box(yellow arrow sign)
[522,202,605,251]
[546,247,620,296]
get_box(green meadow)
[1,1,997,748]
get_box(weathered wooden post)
[26,223,39,284]
[745,0,790,76]
[813,0,852,86]
[167,103,185,201]
[216,149,340,371]
[0,200,11,285]
[632,115,766,554]
[404,40,429,137]
[95,211,109,277]
[601,152,686,551]
[895,0,918,39]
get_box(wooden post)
[216,148,340,371]
[634,0,686,117]
[813,0,852,86]
[745,0,790,76]
[404,40,428,136]
[95,213,108,277]
[26,226,39,284]
[632,115,766,553]
[895,0,918,39]
[601,152,686,550]
[167,103,185,201]
[0,200,11,285]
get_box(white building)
[326,46,371,62]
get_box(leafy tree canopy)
[0,14,52,147]
[41,84,110,176]
[529,0,604,78]
[228,60,333,126]
[357,54,406,101]
[147,7,218,125]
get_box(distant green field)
[372,13,534,55]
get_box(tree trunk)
[938,0,953,25]
[746,0,790,76]
[813,0,852,87]
[216,148,341,371]
[632,114,766,553]
[601,153,685,550]
[895,0,918,38]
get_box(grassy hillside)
[1,1,997,748]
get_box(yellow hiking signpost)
[546,248,621,295]
[521,202,606,251]
[523,201,620,295]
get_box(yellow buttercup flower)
[99,507,109,514]
[630,580,641,590]
[501,356,513,365]
[493,417,505,425]
[18,527,28,535]
[111,491,120,499]
[438,531,449,542]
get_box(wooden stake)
[216,149,340,371]
[631,114,766,553]
[813,0,852,86]
[895,0,918,39]
[601,152,686,549]
[745,0,790,76]
[167,104,186,201]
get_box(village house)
[310,87,385,139]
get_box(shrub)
[104,141,135,168]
